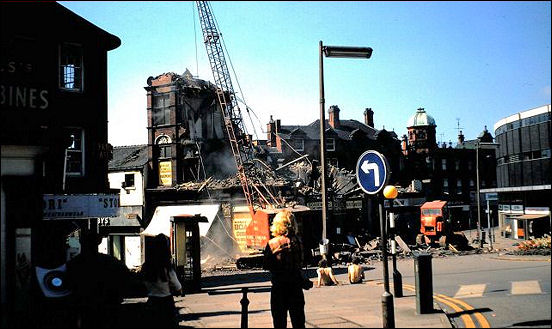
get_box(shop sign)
[306,199,362,210]
[43,194,120,220]
[525,207,550,215]
[511,205,524,214]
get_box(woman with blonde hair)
[263,210,311,328]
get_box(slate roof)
[277,119,378,141]
[109,145,149,171]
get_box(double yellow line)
[401,283,490,328]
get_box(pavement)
[118,231,549,328]
[121,260,452,328]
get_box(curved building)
[486,105,551,239]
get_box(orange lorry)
[416,200,467,248]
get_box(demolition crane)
[196,1,305,255]
[195,1,279,211]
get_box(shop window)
[65,128,84,176]
[59,43,83,91]
[153,93,170,126]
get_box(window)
[441,159,447,170]
[455,160,460,170]
[291,138,304,152]
[326,138,335,151]
[468,161,473,170]
[156,135,172,159]
[124,173,135,188]
[65,128,84,176]
[59,43,83,91]
[457,179,462,194]
[443,179,449,192]
[469,179,475,187]
[152,93,170,126]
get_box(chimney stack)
[267,115,276,146]
[328,105,340,129]
[458,130,465,145]
[364,108,374,127]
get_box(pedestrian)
[315,258,339,287]
[66,234,133,328]
[140,233,182,328]
[263,210,312,328]
[347,256,364,284]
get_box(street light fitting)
[323,45,373,59]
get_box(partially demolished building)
[110,69,406,287]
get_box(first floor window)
[326,138,335,151]
[291,138,304,152]
[124,173,135,188]
[59,43,83,91]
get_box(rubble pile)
[510,235,551,256]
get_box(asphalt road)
[384,253,551,328]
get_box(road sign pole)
[356,150,394,328]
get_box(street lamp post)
[476,142,482,248]
[476,140,499,249]
[319,41,372,256]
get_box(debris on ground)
[510,235,551,256]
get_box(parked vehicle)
[416,200,468,248]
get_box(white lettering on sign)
[361,161,379,186]
[0,84,49,109]
[43,194,120,220]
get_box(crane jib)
[195,1,281,210]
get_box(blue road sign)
[356,150,389,195]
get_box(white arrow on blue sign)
[356,150,389,195]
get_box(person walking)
[315,259,340,287]
[263,210,312,328]
[140,233,182,328]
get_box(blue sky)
[59,1,551,147]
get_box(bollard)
[240,287,249,329]
[381,291,395,328]
[390,240,403,298]
[413,252,433,314]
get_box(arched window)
[155,135,172,159]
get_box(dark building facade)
[1,2,120,327]
[266,106,404,184]
[483,104,551,240]
[265,106,404,239]
[401,108,497,236]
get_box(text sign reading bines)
[356,150,389,195]
[43,194,120,220]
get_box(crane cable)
[209,3,262,142]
